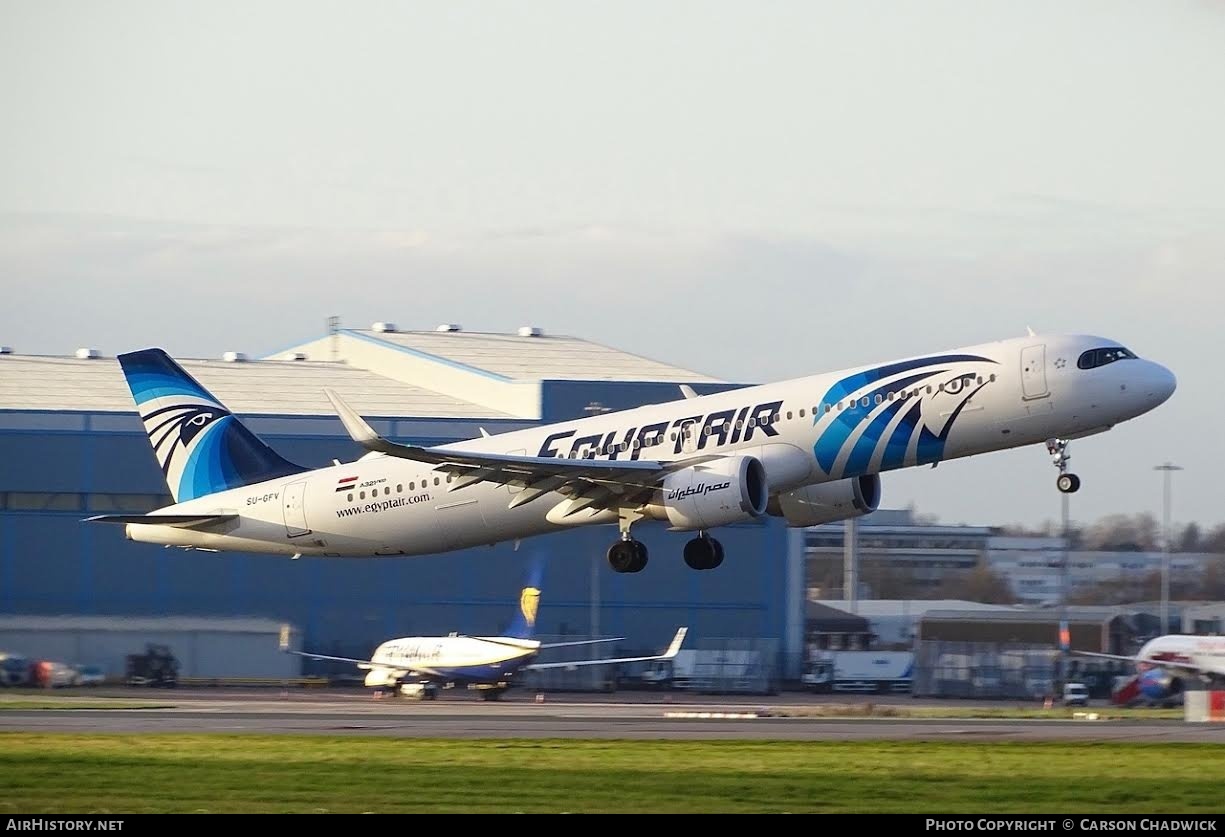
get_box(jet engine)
[765,474,882,527]
[643,455,769,531]
[1136,668,1184,706]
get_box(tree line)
[997,512,1225,554]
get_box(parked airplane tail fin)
[117,349,307,503]
[504,557,545,641]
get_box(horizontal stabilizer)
[84,513,238,529]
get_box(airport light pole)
[1057,488,1070,692]
[584,401,612,687]
[1154,463,1183,635]
[844,517,858,615]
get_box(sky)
[2,0,1223,534]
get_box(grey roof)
[0,615,289,633]
[806,602,872,629]
[919,608,1126,624]
[0,354,514,418]
[813,599,1015,618]
[353,328,725,383]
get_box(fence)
[912,640,1060,700]
[521,635,782,695]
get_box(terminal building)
[0,322,805,685]
[805,508,1219,610]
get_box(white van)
[1062,682,1089,707]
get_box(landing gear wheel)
[608,539,648,573]
[1057,473,1080,494]
[683,534,724,570]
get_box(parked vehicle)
[74,665,106,686]
[125,644,179,687]
[0,655,31,687]
[804,651,913,694]
[1062,681,1090,706]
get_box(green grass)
[0,733,1220,813]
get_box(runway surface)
[3,689,1222,742]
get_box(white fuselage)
[362,635,537,686]
[122,333,1176,557]
[1136,635,1225,678]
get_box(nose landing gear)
[1047,438,1081,494]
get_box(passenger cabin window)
[1077,346,1137,370]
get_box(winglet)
[679,385,698,400]
[662,627,688,659]
[324,388,384,449]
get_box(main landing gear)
[606,510,724,573]
[683,532,723,571]
[1047,438,1081,494]
[607,509,649,573]
[607,537,649,573]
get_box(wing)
[539,637,627,650]
[525,627,687,671]
[324,388,718,515]
[459,635,627,651]
[279,625,396,671]
[1071,650,1141,664]
[1072,650,1216,675]
[282,649,378,668]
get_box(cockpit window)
[1077,346,1137,370]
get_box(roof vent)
[518,326,544,337]
[436,323,462,332]
[222,351,248,362]
[372,322,397,333]
[288,352,308,361]
[75,348,101,359]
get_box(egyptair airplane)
[279,564,687,700]
[86,331,1176,573]
[1075,635,1225,705]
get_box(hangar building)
[0,322,806,683]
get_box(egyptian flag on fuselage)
[335,475,358,493]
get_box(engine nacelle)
[364,667,399,688]
[644,455,769,531]
[766,474,881,527]
[1137,668,1183,704]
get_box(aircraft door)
[1020,344,1049,400]
[283,480,311,538]
[679,422,699,454]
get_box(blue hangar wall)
[0,379,799,676]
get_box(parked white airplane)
[279,563,687,700]
[1076,635,1225,704]
[87,331,1176,573]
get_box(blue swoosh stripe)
[814,370,945,473]
[843,396,909,476]
[125,371,216,406]
[818,354,994,406]
[882,398,925,471]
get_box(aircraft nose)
[1146,361,1177,407]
